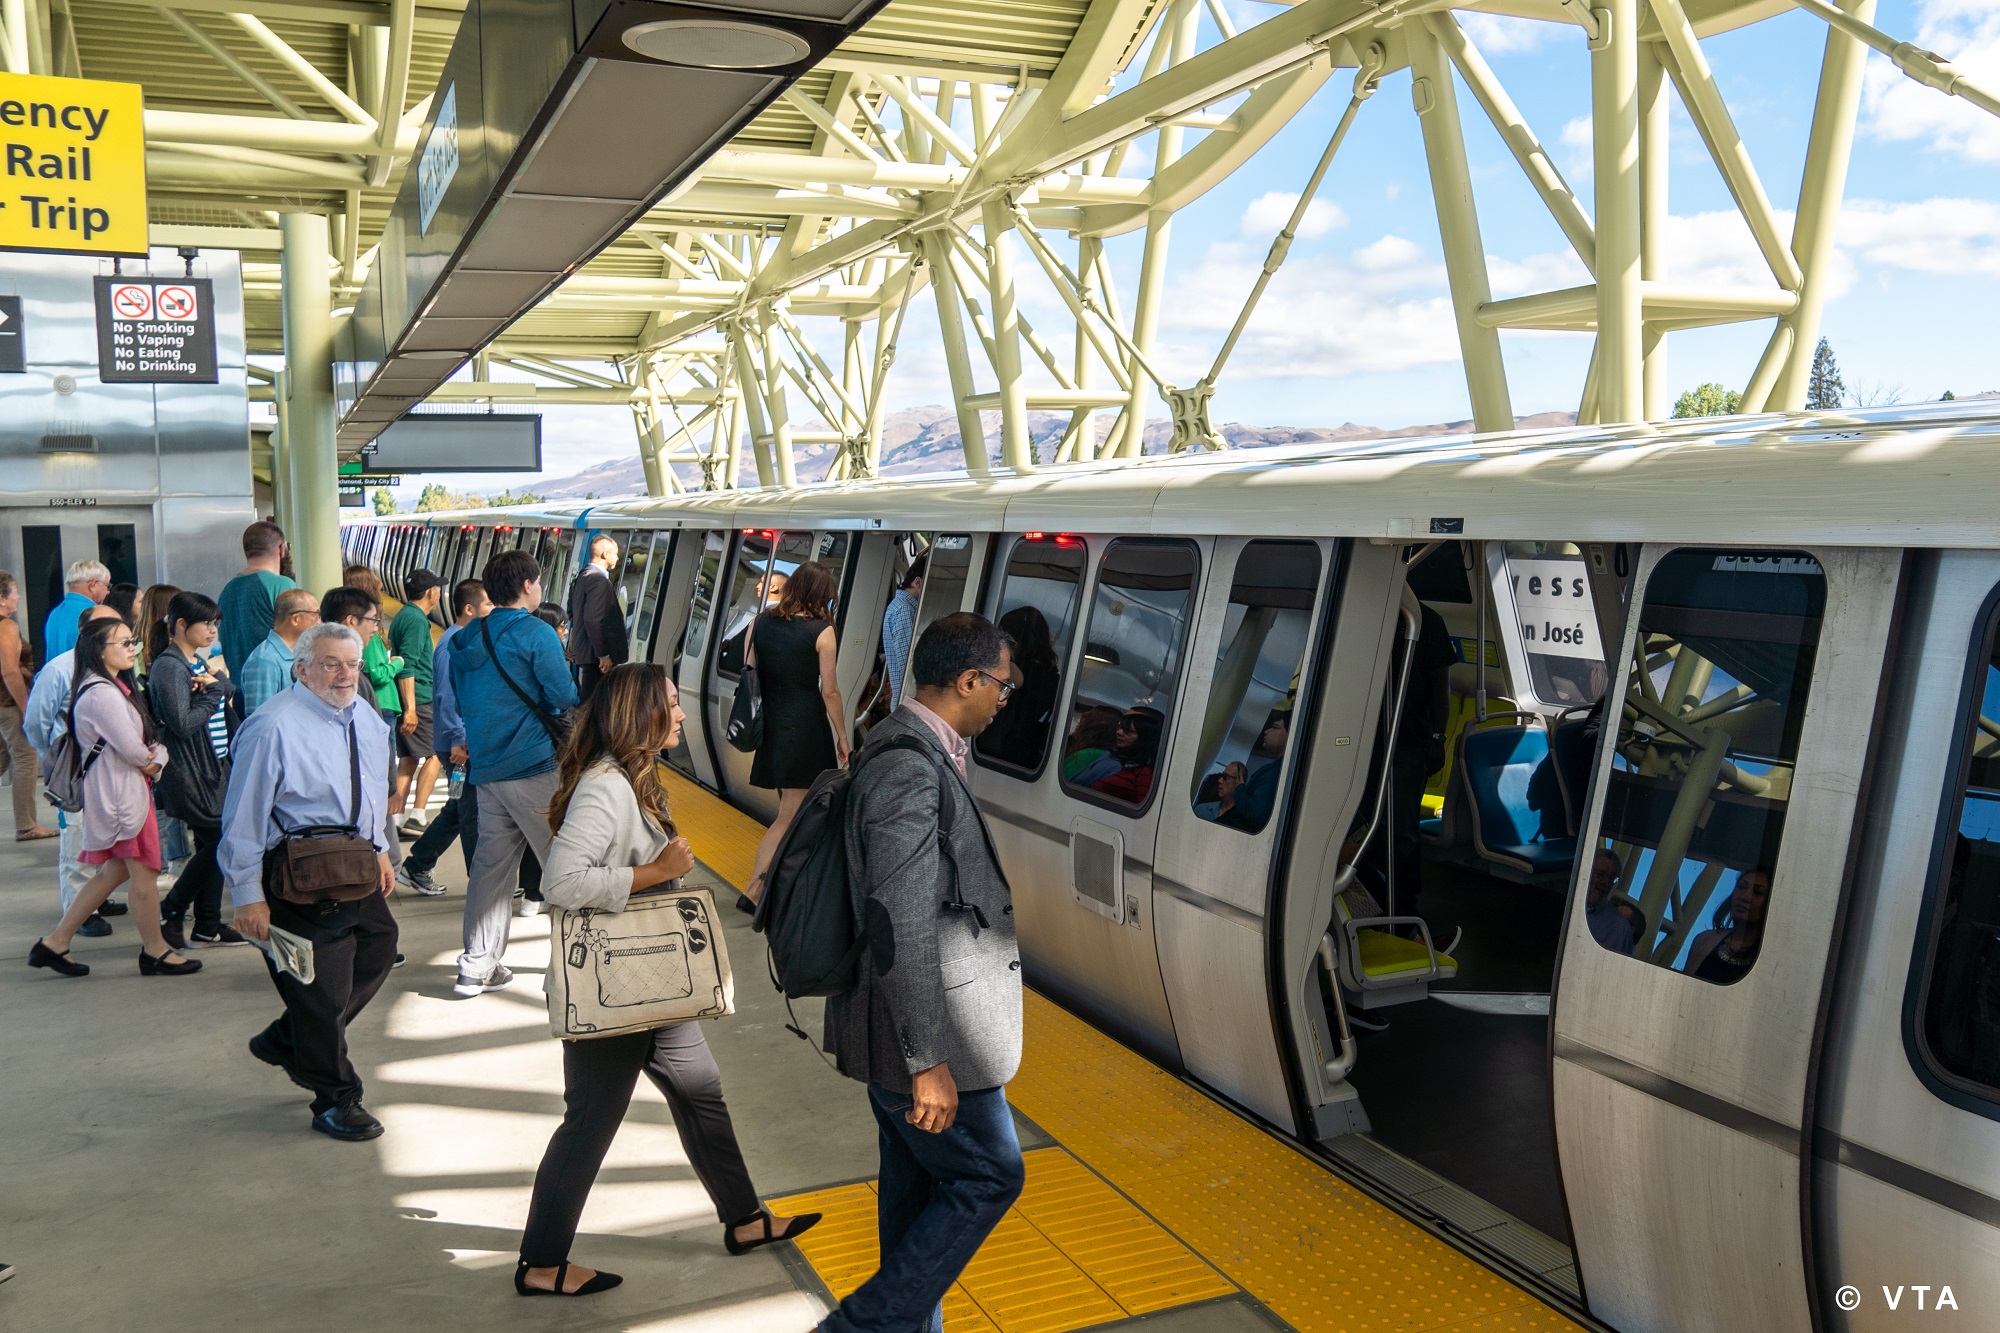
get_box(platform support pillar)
[280,211,341,596]
[923,233,990,476]
[1639,38,1670,421]
[981,198,1034,473]
[1592,0,1642,425]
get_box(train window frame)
[713,530,778,683]
[1491,540,1610,711]
[973,533,1091,782]
[1187,540,1322,837]
[1589,547,1826,984]
[1905,577,2000,1122]
[1054,537,1203,819]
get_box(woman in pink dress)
[28,617,202,978]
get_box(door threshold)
[1319,1132,1580,1300]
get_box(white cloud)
[1487,248,1591,297]
[1839,196,2000,277]
[1862,1,2000,163]
[1457,13,1560,55]
[1560,116,1593,184]
[1353,233,1429,273]
[1241,190,1347,239]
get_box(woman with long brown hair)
[515,662,817,1297]
[743,559,847,910]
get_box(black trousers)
[520,1022,762,1266]
[257,891,400,1113]
[407,783,476,877]
[161,823,225,931]
[574,661,607,704]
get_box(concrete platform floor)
[0,786,877,1332]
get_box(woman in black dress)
[744,560,848,908]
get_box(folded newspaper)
[254,925,315,985]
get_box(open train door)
[1551,545,1903,1333]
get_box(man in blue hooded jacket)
[447,549,577,997]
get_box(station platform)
[0,768,1586,1332]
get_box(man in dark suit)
[820,612,1021,1333]
[564,534,628,700]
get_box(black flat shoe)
[138,948,202,977]
[514,1259,622,1297]
[28,939,88,977]
[725,1209,821,1255]
[97,899,128,917]
[312,1103,384,1142]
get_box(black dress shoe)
[248,1033,313,1091]
[28,939,89,977]
[312,1103,384,1142]
[138,948,202,976]
[97,899,128,917]
[513,1259,622,1297]
[724,1209,822,1255]
[76,914,112,938]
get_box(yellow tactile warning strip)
[672,765,1585,1333]
[773,1147,1236,1332]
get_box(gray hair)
[294,621,362,664]
[65,559,110,588]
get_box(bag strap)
[856,732,987,927]
[66,677,108,775]
[481,614,562,743]
[347,719,362,831]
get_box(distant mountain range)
[529,405,1583,499]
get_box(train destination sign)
[0,71,147,258]
[93,275,217,382]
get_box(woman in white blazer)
[514,663,818,1298]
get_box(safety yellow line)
[671,765,1585,1333]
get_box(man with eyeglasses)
[818,612,1023,1333]
[220,621,397,1142]
[238,588,321,715]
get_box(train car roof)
[350,401,2000,548]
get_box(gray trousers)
[458,768,555,979]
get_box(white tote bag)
[547,887,734,1039]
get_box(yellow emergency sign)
[0,71,146,258]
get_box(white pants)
[457,768,555,980]
[58,818,88,912]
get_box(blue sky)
[381,0,2000,500]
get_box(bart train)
[345,401,2000,1333]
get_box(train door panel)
[1814,551,2000,1330]
[969,532,1197,1070]
[830,532,891,736]
[670,529,728,786]
[708,530,779,819]
[1554,545,1903,1333]
[1152,538,1333,1127]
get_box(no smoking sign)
[93,276,216,383]
[109,281,151,319]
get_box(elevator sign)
[0,72,147,258]
[93,276,217,382]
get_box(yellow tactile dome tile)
[660,765,762,890]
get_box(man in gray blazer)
[819,612,1021,1333]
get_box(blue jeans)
[819,1082,1024,1333]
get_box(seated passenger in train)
[1221,711,1288,832]
[1682,866,1770,984]
[1194,763,1247,822]
[981,606,1060,767]
[1062,706,1124,785]
[1088,707,1165,804]
[1585,850,1637,954]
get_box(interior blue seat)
[1460,725,1576,877]
[1548,715,1598,835]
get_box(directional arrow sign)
[0,295,22,372]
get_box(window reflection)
[976,535,1087,774]
[1594,549,1824,982]
[1190,541,1320,834]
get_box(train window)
[975,534,1088,776]
[915,535,973,640]
[609,531,652,620]
[677,530,728,673]
[1189,542,1320,834]
[1056,539,1201,811]
[715,531,777,680]
[1497,541,1608,708]
[1593,549,1824,982]
[627,533,670,654]
[1912,599,2000,1109]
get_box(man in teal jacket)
[447,549,577,998]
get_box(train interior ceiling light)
[333,0,889,453]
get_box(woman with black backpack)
[28,617,201,978]
[148,591,245,951]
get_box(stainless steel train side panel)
[969,533,1185,1072]
[1553,545,1905,1333]
[835,532,896,735]
[1813,550,2000,1330]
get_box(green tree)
[1672,382,1743,419]
[1806,337,1845,410]
[1943,389,1956,401]
[370,487,397,516]
[414,482,454,513]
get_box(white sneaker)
[516,897,544,918]
[452,965,513,997]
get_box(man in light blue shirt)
[237,588,320,714]
[399,577,490,896]
[221,621,398,1143]
[26,603,128,925]
[41,559,108,661]
[880,556,925,708]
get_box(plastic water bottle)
[447,764,465,801]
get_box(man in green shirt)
[216,521,294,672]
[390,570,444,838]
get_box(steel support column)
[280,212,341,594]
[1639,37,1669,421]
[981,197,1034,472]
[922,234,991,476]
[1592,0,1642,424]
[1411,22,1512,433]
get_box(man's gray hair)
[295,621,362,662]
[65,559,109,588]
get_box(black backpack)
[753,733,967,1000]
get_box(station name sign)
[0,71,147,258]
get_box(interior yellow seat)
[1355,929,1458,979]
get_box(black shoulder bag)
[481,614,572,747]
[263,721,382,905]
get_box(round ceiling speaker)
[621,19,811,69]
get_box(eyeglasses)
[107,636,136,649]
[360,614,383,627]
[974,670,1016,700]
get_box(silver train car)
[345,402,2000,1332]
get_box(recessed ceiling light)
[621,18,811,69]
